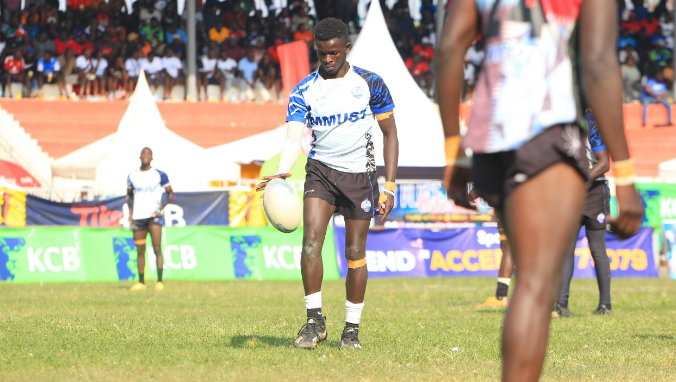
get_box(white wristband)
[383,189,395,196]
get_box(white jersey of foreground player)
[127,168,170,220]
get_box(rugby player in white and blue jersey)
[127,147,174,292]
[257,18,399,350]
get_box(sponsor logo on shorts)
[305,189,314,194]
[597,213,605,224]
[514,173,527,183]
[361,198,372,212]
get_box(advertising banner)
[334,227,657,278]
[636,183,676,228]
[24,191,230,227]
[382,182,494,224]
[664,220,676,280]
[0,185,27,227]
[0,226,339,283]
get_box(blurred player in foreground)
[554,109,613,317]
[257,18,399,350]
[437,1,643,381]
[127,147,174,291]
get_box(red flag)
[277,41,311,99]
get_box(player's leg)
[340,218,370,350]
[588,226,611,314]
[478,221,514,309]
[131,227,148,291]
[294,197,334,349]
[502,163,586,382]
[148,223,164,290]
[553,235,577,318]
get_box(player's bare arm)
[435,0,478,209]
[375,113,398,220]
[255,121,304,192]
[578,0,644,237]
[154,185,174,218]
[589,150,610,181]
[126,186,134,223]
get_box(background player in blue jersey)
[257,18,399,350]
[554,109,613,317]
[127,147,174,292]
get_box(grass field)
[1,277,675,382]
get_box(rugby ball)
[263,178,302,233]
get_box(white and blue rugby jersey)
[286,65,395,173]
[127,168,170,220]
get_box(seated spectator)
[125,49,142,94]
[618,45,640,67]
[247,23,265,47]
[409,25,429,46]
[217,50,237,100]
[268,38,283,63]
[237,50,258,101]
[621,55,642,102]
[209,19,230,43]
[55,32,81,56]
[139,2,162,25]
[256,52,281,102]
[166,22,187,47]
[141,17,164,48]
[405,52,433,98]
[617,29,637,49]
[37,51,66,98]
[95,3,110,27]
[107,19,126,44]
[107,56,127,99]
[92,50,108,96]
[197,49,222,101]
[253,39,267,62]
[290,7,311,35]
[641,69,673,126]
[76,48,96,97]
[140,50,162,88]
[223,37,244,61]
[641,14,660,36]
[621,12,641,34]
[412,37,434,63]
[4,50,26,98]
[664,59,674,86]
[161,48,183,100]
[138,35,152,57]
[650,26,668,47]
[648,40,672,68]
[35,32,55,58]
[23,48,38,96]
[293,23,313,49]
[23,17,40,41]
[58,48,78,87]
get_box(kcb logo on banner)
[112,237,197,281]
[27,247,81,272]
[0,237,26,281]
[230,235,261,278]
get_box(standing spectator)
[140,50,162,89]
[641,68,673,126]
[35,32,55,59]
[209,19,230,43]
[92,50,108,96]
[125,49,142,94]
[197,49,222,101]
[37,50,67,98]
[161,47,183,100]
[621,55,642,103]
[4,50,26,97]
[237,49,257,101]
[217,49,237,100]
[76,48,95,96]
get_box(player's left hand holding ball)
[256,173,292,193]
[376,181,396,221]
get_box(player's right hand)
[609,184,644,239]
[128,216,132,224]
[443,165,472,209]
[255,173,292,192]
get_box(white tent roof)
[659,157,676,179]
[52,71,240,193]
[207,0,445,168]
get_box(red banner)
[277,41,310,99]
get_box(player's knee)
[517,274,559,303]
[344,246,365,262]
[302,239,321,258]
[153,245,162,256]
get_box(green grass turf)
[0,278,675,381]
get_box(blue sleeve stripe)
[157,170,170,187]
[127,174,133,188]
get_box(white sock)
[345,300,365,325]
[304,291,322,310]
[497,277,511,286]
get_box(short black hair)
[314,17,348,42]
[141,147,153,155]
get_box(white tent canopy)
[52,71,240,194]
[207,0,445,168]
[659,157,676,179]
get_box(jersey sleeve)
[157,170,171,187]
[286,82,309,123]
[585,109,607,152]
[365,73,395,115]
[127,174,133,188]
